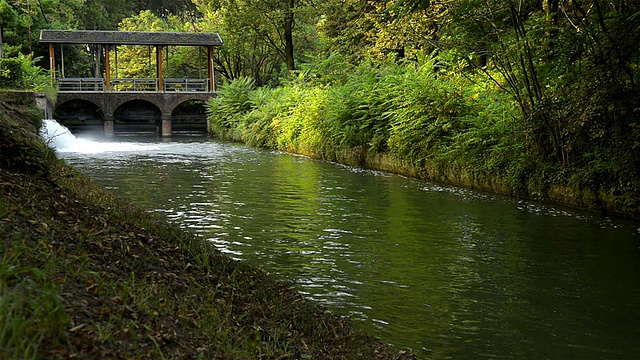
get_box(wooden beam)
[115,45,118,78]
[156,45,164,91]
[61,45,65,78]
[105,45,111,91]
[49,44,55,85]
[208,46,215,92]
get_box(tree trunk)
[545,0,559,26]
[91,44,102,78]
[544,0,559,56]
[0,25,3,58]
[284,0,295,71]
[476,41,487,67]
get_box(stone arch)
[113,100,162,135]
[54,99,104,135]
[107,96,167,117]
[171,99,207,115]
[171,100,208,133]
[56,98,103,114]
[165,95,207,114]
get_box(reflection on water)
[59,136,640,359]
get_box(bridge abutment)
[104,115,115,137]
[161,115,172,137]
[35,93,54,119]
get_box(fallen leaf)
[92,307,111,315]
[85,284,98,294]
[111,296,124,304]
[69,324,86,332]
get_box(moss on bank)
[0,91,414,359]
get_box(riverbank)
[206,68,640,220]
[0,91,414,359]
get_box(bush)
[206,77,255,139]
[0,54,51,91]
[0,58,23,88]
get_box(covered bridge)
[39,30,223,136]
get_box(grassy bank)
[206,56,640,219]
[0,91,414,359]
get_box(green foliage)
[208,52,529,180]
[194,0,322,83]
[0,249,69,360]
[386,57,467,162]
[206,77,255,139]
[109,10,172,79]
[0,57,21,87]
[0,0,17,26]
[17,54,51,91]
[438,73,526,181]
[270,84,328,154]
[241,86,286,148]
[0,54,52,91]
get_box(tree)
[317,0,448,64]
[0,0,18,58]
[135,0,197,18]
[192,2,281,85]
[386,0,639,172]
[110,10,171,79]
[235,0,300,72]
[195,0,319,76]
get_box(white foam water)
[40,120,158,153]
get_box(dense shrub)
[207,53,523,179]
[0,58,23,88]
[206,77,255,139]
[0,54,51,91]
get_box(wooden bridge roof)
[39,30,223,46]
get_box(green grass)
[0,243,69,359]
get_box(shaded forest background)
[1,0,638,212]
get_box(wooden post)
[114,45,118,78]
[105,45,111,91]
[49,44,56,86]
[156,45,164,91]
[208,46,215,92]
[61,45,65,78]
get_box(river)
[43,120,640,359]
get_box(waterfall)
[40,120,157,153]
[40,119,83,151]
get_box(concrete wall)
[34,92,54,119]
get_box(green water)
[60,136,640,359]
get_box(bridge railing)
[57,78,106,92]
[57,77,212,92]
[111,78,159,92]
[164,78,209,92]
